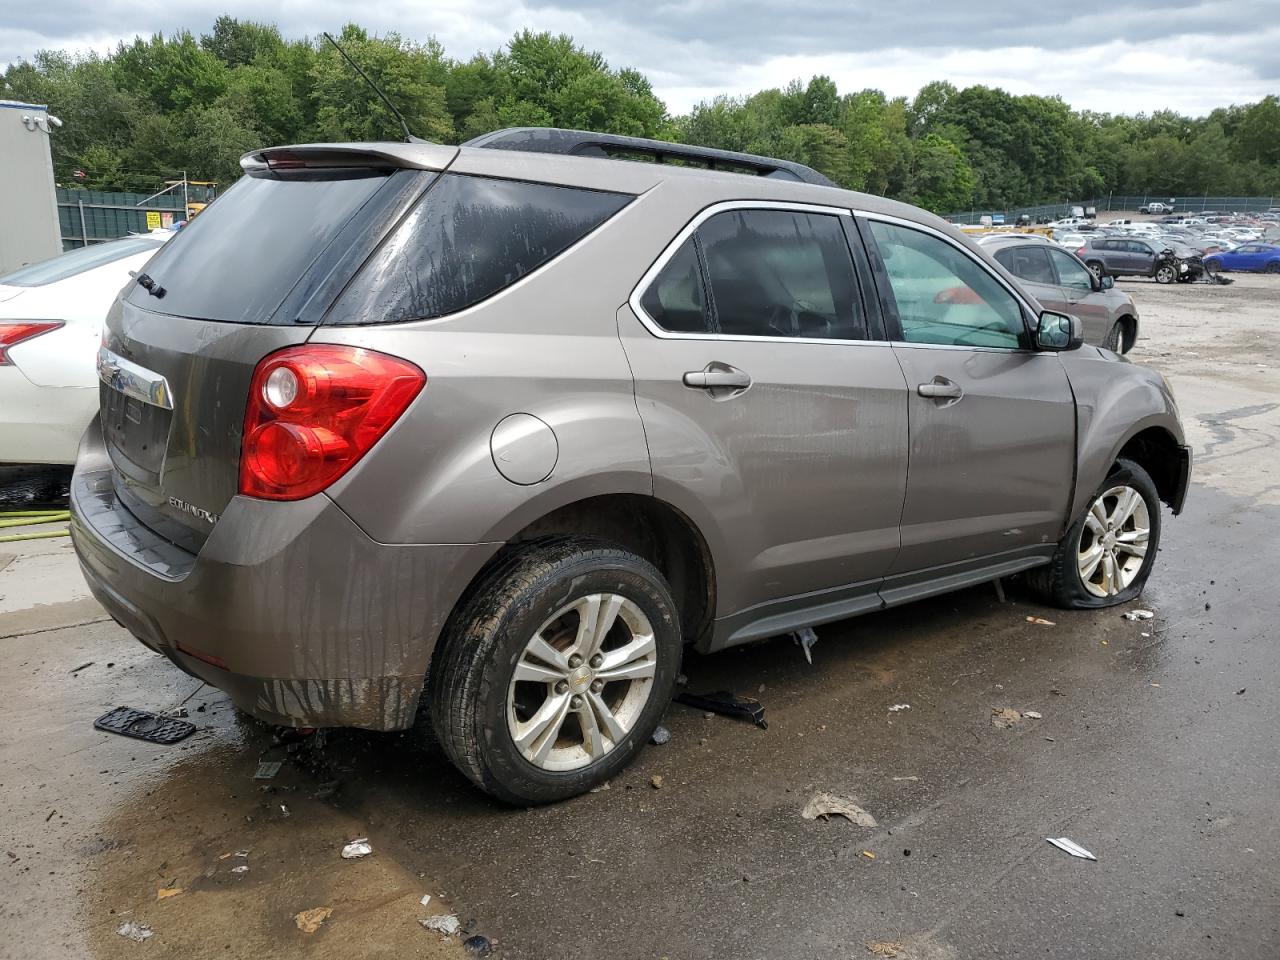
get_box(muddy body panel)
[72,416,498,729]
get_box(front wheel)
[428,538,682,804]
[1029,458,1162,609]
[1203,258,1222,272]
[1154,264,1177,284]
[1103,321,1123,352]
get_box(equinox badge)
[167,497,220,525]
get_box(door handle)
[917,377,963,401]
[683,367,752,390]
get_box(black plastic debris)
[463,935,493,957]
[94,706,196,745]
[676,691,767,730]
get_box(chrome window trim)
[97,346,174,410]
[627,199,884,346]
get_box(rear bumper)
[70,416,499,730]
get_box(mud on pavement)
[1,274,1278,960]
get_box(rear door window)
[127,171,396,323]
[994,245,1055,285]
[328,175,631,324]
[696,209,867,340]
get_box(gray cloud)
[3,0,1277,116]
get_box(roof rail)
[462,127,836,187]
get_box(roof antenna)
[322,31,425,144]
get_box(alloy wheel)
[506,593,658,771]
[1155,265,1176,283]
[1077,484,1150,598]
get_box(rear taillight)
[1076,247,1087,257]
[240,345,424,501]
[0,321,63,365]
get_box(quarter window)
[867,220,1025,349]
[329,174,631,324]
[639,238,711,334]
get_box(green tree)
[907,134,975,212]
[309,25,454,142]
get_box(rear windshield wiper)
[129,271,166,299]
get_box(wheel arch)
[454,492,718,650]
[1114,426,1188,514]
[1116,313,1138,353]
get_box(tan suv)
[72,128,1190,803]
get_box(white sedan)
[0,234,170,465]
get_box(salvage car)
[71,129,1191,803]
[1,233,170,464]
[1078,236,1203,283]
[979,235,1139,352]
[1203,243,1280,273]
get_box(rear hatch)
[99,144,453,551]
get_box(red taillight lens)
[240,345,424,501]
[0,321,63,365]
[1076,247,1087,256]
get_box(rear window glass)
[326,174,631,324]
[1,236,164,286]
[128,171,390,323]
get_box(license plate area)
[102,381,171,482]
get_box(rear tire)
[428,537,682,804]
[1086,260,1106,280]
[1266,262,1280,274]
[1029,458,1162,609]
[1154,264,1177,284]
[1203,258,1222,272]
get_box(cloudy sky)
[3,1,1277,116]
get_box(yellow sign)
[145,211,161,230]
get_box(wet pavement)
[1,276,1277,959]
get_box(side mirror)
[1100,275,1114,290]
[1036,311,1083,351]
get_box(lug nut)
[568,655,583,669]
[591,680,604,693]
[589,654,603,669]
[555,681,569,695]
[570,695,584,709]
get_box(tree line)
[3,17,1278,213]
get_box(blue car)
[1203,243,1280,273]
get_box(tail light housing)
[1076,247,1088,257]
[0,321,63,365]
[240,345,424,500]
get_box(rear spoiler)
[241,143,459,176]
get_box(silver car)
[978,234,1140,352]
[71,129,1190,803]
